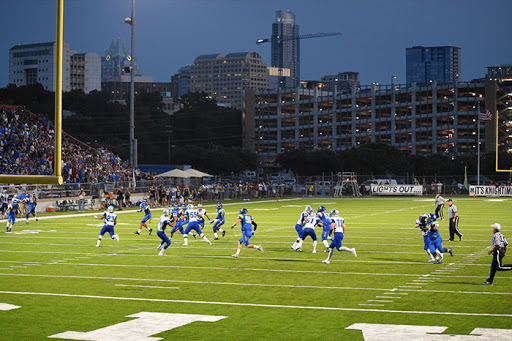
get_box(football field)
[1,196,511,340]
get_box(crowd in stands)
[0,105,152,183]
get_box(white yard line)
[1,290,510,317]
[115,284,180,290]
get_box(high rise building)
[9,41,100,93]
[271,9,299,88]
[171,65,191,98]
[189,52,268,109]
[406,45,460,85]
[101,38,140,82]
[321,72,360,93]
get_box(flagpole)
[477,103,481,186]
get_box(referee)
[447,199,462,241]
[484,223,512,285]
[435,193,445,220]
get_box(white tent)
[154,168,190,178]
[183,168,213,178]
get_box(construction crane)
[256,31,342,45]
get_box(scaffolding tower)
[334,172,362,197]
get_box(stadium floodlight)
[0,0,63,185]
[125,0,137,168]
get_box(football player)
[24,193,38,223]
[322,209,357,264]
[317,206,332,250]
[211,202,226,240]
[231,208,263,258]
[182,204,212,246]
[3,198,20,232]
[156,208,175,256]
[134,199,152,235]
[427,214,453,264]
[294,211,322,253]
[291,205,312,250]
[94,206,119,247]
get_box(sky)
[1,0,511,87]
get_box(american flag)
[479,106,492,121]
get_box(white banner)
[370,185,423,196]
[469,185,512,196]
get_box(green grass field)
[1,196,511,340]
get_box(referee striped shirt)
[492,232,508,248]
[448,204,457,219]
[436,195,444,206]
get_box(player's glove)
[231,225,235,229]
[94,216,98,219]
[209,220,213,224]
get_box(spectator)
[77,187,85,213]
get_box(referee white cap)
[491,223,501,231]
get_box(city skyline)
[1,0,511,89]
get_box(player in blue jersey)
[322,209,357,264]
[93,206,119,247]
[317,206,332,251]
[231,208,263,258]
[3,198,20,232]
[415,213,435,262]
[0,190,9,215]
[156,208,175,256]
[17,189,29,215]
[427,214,453,264]
[182,204,212,246]
[291,205,312,251]
[294,212,322,253]
[134,199,153,235]
[211,202,226,240]
[24,193,38,224]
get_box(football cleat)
[459,234,463,241]
[158,251,165,256]
[192,233,197,239]
[148,229,153,235]
[134,231,140,235]
[295,248,302,252]
[222,230,226,237]
[322,259,330,264]
[114,235,120,241]
[324,249,330,252]
[232,253,239,258]
[157,245,162,250]
[214,237,219,240]
[434,260,442,264]
[448,248,453,256]
[483,281,493,286]
[428,258,435,262]
[207,240,212,246]
[259,246,264,254]
[312,249,316,254]
[351,248,357,257]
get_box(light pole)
[125,0,137,167]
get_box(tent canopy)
[183,168,213,177]
[154,168,189,178]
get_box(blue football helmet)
[143,198,148,202]
[181,204,187,209]
[173,203,179,208]
[317,206,326,213]
[217,202,223,209]
[240,208,248,214]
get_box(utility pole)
[125,0,137,167]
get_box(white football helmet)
[197,203,203,208]
[330,209,339,217]
[187,204,194,211]
[305,205,312,214]
[163,208,170,216]
[107,206,114,213]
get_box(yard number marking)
[48,312,227,341]
[346,323,512,340]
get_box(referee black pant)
[435,204,444,220]
[449,216,462,240]
[487,248,512,283]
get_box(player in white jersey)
[94,206,119,247]
[291,205,312,251]
[156,208,175,256]
[182,204,212,246]
[196,203,212,229]
[294,212,322,253]
[322,209,357,264]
